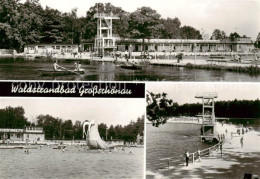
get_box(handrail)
[159,142,221,169]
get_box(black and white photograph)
[0,0,259,81]
[1,0,260,178]
[146,82,260,178]
[0,97,145,179]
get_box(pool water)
[0,145,144,179]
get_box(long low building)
[83,37,254,54]
[115,37,254,53]
[24,37,254,55]
[24,43,79,54]
[0,126,45,142]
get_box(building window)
[27,134,29,138]
[17,134,20,138]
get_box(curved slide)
[83,120,114,149]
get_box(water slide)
[82,120,113,149]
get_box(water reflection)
[0,58,259,81]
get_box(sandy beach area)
[147,122,260,179]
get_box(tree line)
[0,0,209,52]
[1,0,259,52]
[0,106,144,142]
[147,92,260,127]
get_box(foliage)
[210,29,227,40]
[161,17,181,39]
[146,92,260,127]
[255,32,260,48]
[128,7,163,39]
[180,26,202,39]
[146,91,176,127]
[0,1,204,51]
[229,32,240,41]
[0,105,144,142]
[0,106,30,128]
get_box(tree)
[0,106,30,128]
[255,32,260,48]
[210,29,227,40]
[41,7,64,43]
[161,17,181,39]
[146,92,175,127]
[180,26,202,39]
[62,119,73,139]
[73,120,82,139]
[98,123,107,139]
[128,6,163,50]
[229,32,240,41]
[36,114,62,139]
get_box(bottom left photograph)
[0,97,145,179]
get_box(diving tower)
[94,13,120,56]
[195,92,218,142]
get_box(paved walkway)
[148,122,260,179]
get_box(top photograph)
[0,0,259,82]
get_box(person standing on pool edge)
[240,136,244,148]
[197,149,201,162]
[185,150,190,166]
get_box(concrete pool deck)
[152,122,260,179]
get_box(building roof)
[25,43,79,46]
[116,38,254,45]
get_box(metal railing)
[158,142,220,169]
[195,92,218,98]
[94,13,119,19]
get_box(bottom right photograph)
[146,82,260,179]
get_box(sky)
[0,98,145,126]
[147,82,260,105]
[20,0,260,40]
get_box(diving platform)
[201,135,219,143]
[94,13,120,19]
[196,92,218,142]
[195,92,218,99]
[94,13,119,56]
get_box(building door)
[135,45,138,52]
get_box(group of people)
[53,60,83,72]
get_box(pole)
[194,43,197,64]
[106,127,108,140]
